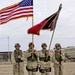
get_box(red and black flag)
[28,4,62,35]
[28,11,58,35]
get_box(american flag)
[0,0,33,25]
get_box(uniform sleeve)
[11,52,16,64]
[34,50,39,57]
[61,53,65,61]
[39,51,45,57]
[20,51,25,61]
[25,50,31,58]
[52,52,58,64]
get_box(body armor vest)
[14,50,23,62]
[27,50,38,62]
[55,50,61,62]
[39,49,50,62]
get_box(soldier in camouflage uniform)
[52,43,65,75]
[11,43,24,75]
[25,42,39,75]
[39,43,51,75]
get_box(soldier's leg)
[32,72,36,75]
[14,67,18,75]
[14,72,18,75]
[41,72,45,75]
[54,67,59,75]
[60,66,63,75]
[19,62,24,75]
[28,71,33,75]
[13,64,15,75]
[20,69,24,75]
[40,69,45,75]
[13,63,18,75]
[45,67,51,75]
[46,72,50,75]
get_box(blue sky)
[0,0,75,52]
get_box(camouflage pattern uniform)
[25,42,39,75]
[39,43,51,75]
[11,43,24,75]
[52,43,65,75]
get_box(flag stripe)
[42,13,57,29]
[1,6,33,13]
[0,0,33,24]
[1,14,33,24]
[1,8,33,19]
[1,10,33,18]
[0,4,18,12]
[0,7,33,24]
[1,13,33,21]
[1,6,33,18]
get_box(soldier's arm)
[61,53,65,61]
[52,52,59,64]
[39,51,45,57]
[25,50,31,58]
[11,51,16,63]
[20,51,25,61]
[34,50,39,57]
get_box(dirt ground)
[24,62,75,75]
[0,62,75,75]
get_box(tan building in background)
[64,47,75,62]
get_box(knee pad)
[46,67,51,72]
[32,66,38,72]
[39,67,45,73]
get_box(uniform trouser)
[28,71,36,75]
[13,62,24,75]
[41,72,49,75]
[54,66,63,75]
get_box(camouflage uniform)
[11,43,24,75]
[25,42,39,75]
[52,43,65,75]
[39,43,51,75]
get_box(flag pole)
[7,36,10,62]
[48,4,62,51]
[32,16,34,43]
[48,29,55,51]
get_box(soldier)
[52,43,65,75]
[25,42,39,75]
[11,43,24,75]
[39,43,51,75]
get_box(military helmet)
[55,43,61,48]
[41,43,47,47]
[29,42,34,47]
[15,43,20,47]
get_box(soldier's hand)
[31,51,34,54]
[56,62,60,66]
[31,50,34,54]
[45,51,49,56]
[15,64,19,68]
[61,53,64,57]
[18,55,21,58]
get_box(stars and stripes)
[0,0,33,25]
